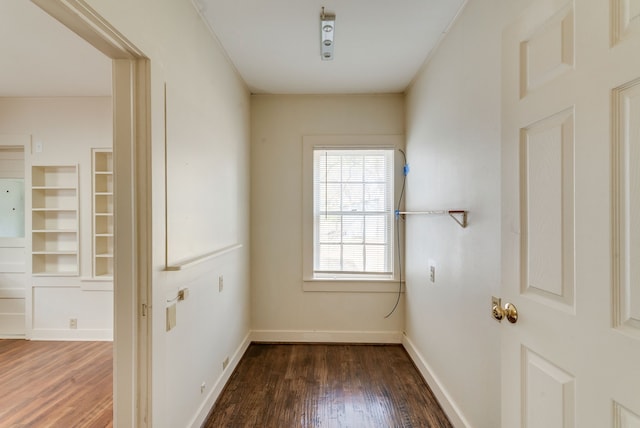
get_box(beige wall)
[404,0,530,426]
[80,1,251,427]
[250,94,405,339]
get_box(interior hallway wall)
[404,0,530,426]
[250,94,405,340]
[79,1,251,427]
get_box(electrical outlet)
[218,275,224,292]
[200,382,206,394]
[69,318,77,329]
[222,357,229,370]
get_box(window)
[313,149,393,277]
[302,135,403,292]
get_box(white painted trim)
[30,328,113,341]
[402,334,472,428]
[188,332,252,428]
[0,288,25,299]
[79,281,113,292]
[165,243,243,271]
[30,2,152,426]
[0,263,26,273]
[303,279,404,293]
[251,329,403,344]
[0,237,25,248]
[302,135,405,286]
[0,313,26,337]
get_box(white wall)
[0,97,113,340]
[404,0,529,426]
[81,1,251,427]
[250,94,405,341]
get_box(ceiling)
[194,0,467,94]
[0,0,111,97]
[0,0,466,96]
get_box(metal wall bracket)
[396,209,469,229]
[448,210,468,228]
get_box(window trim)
[302,135,404,293]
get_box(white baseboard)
[251,329,403,344]
[30,328,113,341]
[0,334,25,339]
[402,334,472,428]
[189,331,252,428]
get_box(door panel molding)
[522,346,575,428]
[612,77,640,337]
[611,0,640,46]
[519,107,575,312]
[519,2,574,99]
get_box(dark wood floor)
[0,340,113,428]
[204,343,453,428]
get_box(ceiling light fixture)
[320,7,335,61]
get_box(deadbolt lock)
[491,297,518,324]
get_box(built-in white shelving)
[92,149,113,278]
[31,165,79,276]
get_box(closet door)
[501,0,640,426]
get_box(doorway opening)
[0,0,151,426]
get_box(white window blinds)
[313,148,394,277]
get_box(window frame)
[302,135,404,293]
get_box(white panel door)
[502,0,640,426]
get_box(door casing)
[31,1,152,426]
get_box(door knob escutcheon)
[491,296,503,321]
[492,303,504,321]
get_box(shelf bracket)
[395,209,468,229]
[448,210,468,228]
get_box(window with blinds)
[313,148,394,278]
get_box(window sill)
[303,278,404,293]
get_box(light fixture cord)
[385,149,407,319]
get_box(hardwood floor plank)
[0,340,113,428]
[204,343,453,428]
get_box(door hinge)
[142,303,148,317]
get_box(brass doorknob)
[503,302,518,324]
[491,297,518,324]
